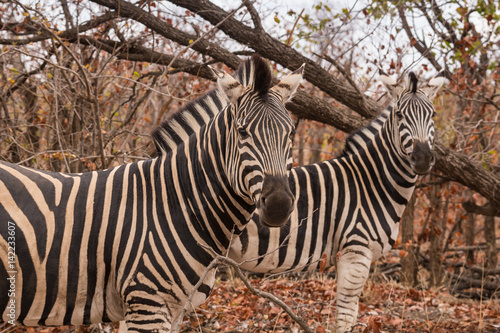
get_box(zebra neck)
[382,112,418,181]
[374,113,418,216]
[158,117,254,255]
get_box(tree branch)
[167,0,381,118]
[89,0,242,70]
[199,244,314,333]
[0,11,118,45]
[396,3,443,72]
[462,201,500,217]
[243,0,264,32]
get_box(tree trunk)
[401,192,418,286]
[429,183,445,287]
[23,82,39,158]
[465,199,476,265]
[484,215,497,269]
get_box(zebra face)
[381,70,448,175]
[213,60,304,227]
[395,92,436,175]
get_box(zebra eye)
[238,127,249,139]
[396,110,403,119]
[289,129,296,140]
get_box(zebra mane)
[340,108,390,156]
[151,89,225,155]
[235,54,272,99]
[152,55,273,156]
[408,72,418,93]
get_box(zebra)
[0,54,303,332]
[150,69,447,332]
[229,70,448,332]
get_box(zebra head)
[380,70,448,175]
[211,55,303,227]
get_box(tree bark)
[484,215,497,269]
[465,200,476,265]
[429,183,445,287]
[401,192,418,286]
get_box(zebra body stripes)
[0,55,303,332]
[149,69,447,332]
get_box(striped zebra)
[151,69,447,332]
[229,70,447,332]
[0,55,303,332]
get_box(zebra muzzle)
[410,141,435,175]
[257,174,295,227]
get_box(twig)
[243,0,264,32]
[165,2,245,72]
[174,258,220,333]
[446,245,490,252]
[286,9,304,46]
[317,52,365,105]
[200,244,314,333]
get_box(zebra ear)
[379,68,403,99]
[209,66,244,105]
[270,63,305,103]
[421,71,449,100]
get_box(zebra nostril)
[260,196,267,210]
[430,154,436,165]
[410,154,417,164]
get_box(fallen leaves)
[181,275,500,333]
[3,275,499,333]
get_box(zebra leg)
[122,296,175,333]
[335,247,372,332]
[121,272,180,333]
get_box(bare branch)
[463,201,500,216]
[242,0,264,32]
[396,3,443,72]
[89,0,242,70]
[286,9,304,47]
[0,11,118,45]
[199,244,314,333]
[318,52,365,105]
[167,0,381,118]
[59,0,75,30]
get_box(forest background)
[0,0,499,332]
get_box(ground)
[179,273,500,333]
[2,273,499,333]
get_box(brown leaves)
[179,274,500,332]
[315,325,327,333]
[319,252,327,273]
[363,316,382,333]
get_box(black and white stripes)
[0,55,303,332]
[230,70,447,332]
[138,67,447,332]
